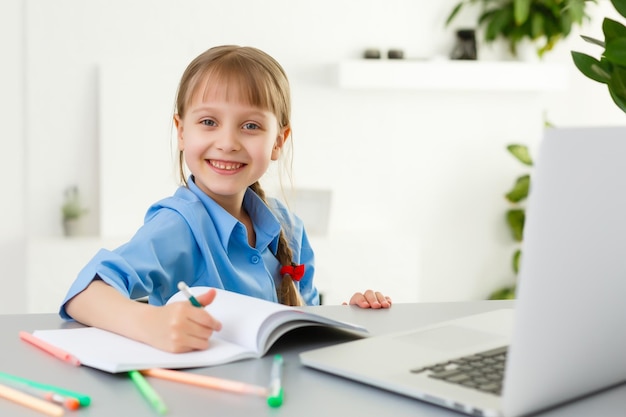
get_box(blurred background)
[1,0,624,313]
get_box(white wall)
[2,0,625,312]
[0,0,26,313]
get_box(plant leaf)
[571,51,610,83]
[506,209,525,242]
[445,3,464,27]
[505,175,530,204]
[530,12,543,39]
[488,285,516,300]
[610,0,626,19]
[604,38,626,65]
[507,144,533,165]
[603,18,626,42]
[608,65,626,113]
[512,249,521,274]
[608,86,626,113]
[580,34,605,47]
[514,0,531,25]
[485,8,515,41]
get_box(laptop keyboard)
[410,346,508,396]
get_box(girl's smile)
[208,159,246,172]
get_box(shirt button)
[251,255,260,264]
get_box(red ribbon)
[280,264,305,281]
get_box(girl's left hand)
[343,290,392,309]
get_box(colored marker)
[267,354,284,408]
[142,368,268,397]
[0,380,79,411]
[177,281,202,307]
[0,382,64,417]
[19,331,81,366]
[129,370,168,415]
[0,372,91,407]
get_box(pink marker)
[18,331,81,366]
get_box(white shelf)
[337,60,569,92]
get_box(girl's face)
[175,82,288,213]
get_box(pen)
[128,370,168,415]
[267,354,284,408]
[0,380,79,410]
[19,331,81,366]
[142,368,269,397]
[177,281,202,307]
[0,372,91,407]
[0,382,64,417]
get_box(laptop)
[300,126,626,417]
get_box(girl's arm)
[65,279,222,353]
[343,290,392,309]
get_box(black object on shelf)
[387,49,404,59]
[363,48,381,59]
[450,29,477,60]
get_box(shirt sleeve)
[59,208,205,319]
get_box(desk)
[1,301,624,416]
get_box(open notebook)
[32,287,367,373]
[300,126,626,417]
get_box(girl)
[60,45,391,353]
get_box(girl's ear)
[174,114,184,150]
[271,126,291,161]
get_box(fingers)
[160,293,222,352]
[186,290,222,334]
[195,288,218,307]
[346,290,392,309]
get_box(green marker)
[267,355,284,408]
[128,370,168,415]
[0,372,90,407]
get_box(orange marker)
[0,382,64,417]
[142,368,269,397]
[44,392,80,410]
[18,331,81,366]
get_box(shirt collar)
[187,177,282,252]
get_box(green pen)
[177,281,202,307]
[267,354,284,408]
[0,372,90,407]
[128,370,168,415]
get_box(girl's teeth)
[211,161,242,170]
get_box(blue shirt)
[59,178,319,320]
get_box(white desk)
[1,301,624,416]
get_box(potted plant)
[446,0,596,59]
[572,0,626,112]
[61,186,88,236]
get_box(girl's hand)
[342,290,392,309]
[140,289,222,353]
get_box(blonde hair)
[174,45,303,306]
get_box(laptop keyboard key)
[420,346,509,397]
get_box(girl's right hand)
[140,288,222,353]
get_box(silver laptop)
[300,126,626,417]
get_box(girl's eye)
[201,119,216,127]
[243,122,260,130]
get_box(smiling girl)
[60,45,391,353]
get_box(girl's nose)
[215,127,241,152]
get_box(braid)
[249,182,304,306]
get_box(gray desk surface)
[1,301,624,416]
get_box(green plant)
[572,0,626,113]
[446,0,596,58]
[61,186,88,221]
[489,143,534,300]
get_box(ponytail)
[249,182,304,306]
